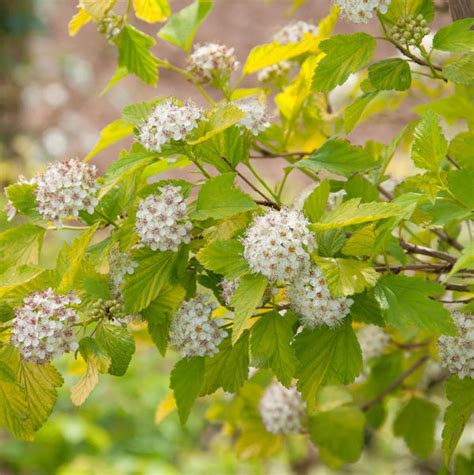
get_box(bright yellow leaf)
[68,8,92,37]
[155,391,177,424]
[133,0,170,23]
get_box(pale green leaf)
[85,119,134,161]
[78,337,111,373]
[448,131,474,169]
[79,0,115,18]
[4,183,40,220]
[315,257,380,297]
[303,180,330,223]
[344,92,379,134]
[231,274,268,343]
[443,53,474,86]
[445,242,474,280]
[342,225,377,257]
[385,0,435,22]
[447,169,474,209]
[368,58,411,91]
[157,0,213,52]
[433,19,474,53]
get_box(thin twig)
[373,263,452,273]
[361,355,429,412]
[399,241,457,264]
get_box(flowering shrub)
[0,0,473,469]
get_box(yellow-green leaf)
[79,0,116,18]
[133,0,170,23]
[85,119,134,161]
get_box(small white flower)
[242,208,315,282]
[335,0,391,24]
[357,325,390,362]
[138,99,203,152]
[259,383,306,434]
[135,185,192,252]
[170,295,227,357]
[438,312,474,379]
[233,97,270,136]
[187,43,239,83]
[109,249,139,294]
[273,21,318,44]
[35,158,98,225]
[11,289,80,364]
[287,265,353,329]
[220,278,241,307]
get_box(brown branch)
[255,200,281,210]
[431,229,463,251]
[373,263,452,273]
[392,339,431,350]
[445,283,471,292]
[437,297,474,304]
[399,241,458,264]
[361,355,429,412]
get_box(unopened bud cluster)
[187,43,239,84]
[35,158,98,225]
[170,295,227,357]
[97,13,124,43]
[357,324,390,361]
[135,185,192,252]
[392,14,430,47]
[438,312,473,379]
[11,289,80,364]
[138,99,203,152]
[273,21,318,44]
[259,383,306,434]
[335,0,391,24]
[242,208,315,282]
[233,98,270,136]
[287,265,353,328]
[90,298,128,324]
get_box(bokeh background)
[0,1,469,474]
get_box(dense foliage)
[1,0,473,471]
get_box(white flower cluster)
[357,325,391,361]
[11,289,80,364]
[259,383,306,434]
[242,208,315,282]
[109,250,138,293]
[287,265,353,329]
[169,295,227,357]
[220,278,240,307]
[335,0,391,24]
[138,99,203,152]
[187,43,239,83]
[438,312,474,379]
[273,21,318,44]
[135,185,192,252]
[257,61,291,83]
[233,98,270,136]
[35,158,98,225]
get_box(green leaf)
[170,356,205,424]
[188,104,244,145]
[133,0,170,23]
[442,376,474,465]
[411,111,448,171]
[231,274,268,343]
[95,323,135,376]
[122,99,162,126]
[196,239,249,280]
[342,225,377,257]
[315,257,380,298]
[447,169,474,209]
[296,139,377,177]
[303,180,330,223]
[309,406,365,462]
[250,311,297,387]
[312,33,376,93]
[445,242,474,280]
[448,131,474,169]
[344,92,379,134]
[0,225,45,272]
[433,19,474,53]
[394,397,439,458]
[349,291,385,326]
[368,58,411,91]
[193,173,257,220]
[443,53,474,86]
[294,320,362,410]
[201,333,249,395]
[142,284,186,356]
[122,248,182,313]
[0,362,16,382]
[118,25,159,85]
[315,229,347,257]
[157,0,213,52]
[85,119,134,161]
[385,0,435,22]
[312,198,401,231]
[58,224,98,293]
[374,275,456,334]
[4,184,40,220]
[78,337,111,373]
